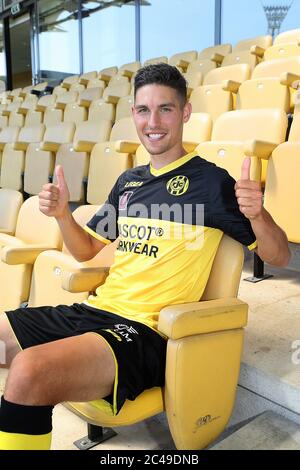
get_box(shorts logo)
[119,191,133,210]
[166,175,189,196]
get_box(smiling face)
[132,84,191,160]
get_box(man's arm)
[235,158,291,267]
[39,166,106,262]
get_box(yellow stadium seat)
[169,50,198,71]
[118,61,141,79]
[263,113,300,243]
[196,108,287,183]
[251,56,300,112]
[62,75,79,90]
[0,189,23,235]
[63,103,87,125]
[88,99,115,123]
[98,66,118,84]
[27,205,116,308]
[23,122,75,195]
[143,56,168,66]
[64,234,247,450]
[79,71,98,86]
[53,120,112,202]
[274,28,300,45]
[0,125,45,191]
[190,64,251,122]
[0,196,62,311]
[115,95,134,121]
[264,43,300,61]
[198,43,232,61]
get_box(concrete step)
[211,411,300,450]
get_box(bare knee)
[0,313,21,368]
[4,348,53,405]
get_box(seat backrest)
[15,195,62,247]
[87,142,133,205]
[0,189,23,235]
[63,103,87,124]
[0,126,20,149]
[252,56,300,79]
[198,44,232,60]
[236,77,291,112]
[109,75,129,87]
[183,112,212,143]
[212,108,288,142]
[110,117,140,142]
[169,50,198,66]
[264,43,300,61]
[73,120,112,152]
[264,142,300,243]
[102,82,131,100]
[88,99,115,122]
[202,234,244,300]
[234,35,272,51]
[115,95,134,121]
[221,51,258,70]
[41,122,75,151]
[274,28,300,45]
[144,56,168,66]
[187,59,216,77]
[119,61,141,74]
[203,63,251,85]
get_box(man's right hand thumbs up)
[39,165,70,219]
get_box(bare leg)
[0,313,21,369]
[4,332,116,405]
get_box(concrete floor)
[0,258,299,450]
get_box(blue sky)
[10,0,300,75]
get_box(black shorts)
[5,303,167,415]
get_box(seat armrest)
[1,244,57,265]
[211,53,225,65]
[182,141,198,153]
[222,79,241,94]
[104,95,120,105]
[176,59,189,70]
[158,298,248,339]
[115,140,140,154]
[244,139,277,160]
[62,267,109,293]
[250,45,265,58]
[280,72,300,87]
[120,69,134,79]
[98,73,112,83]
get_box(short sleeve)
[208,167,257,250]
[84,179,120,244]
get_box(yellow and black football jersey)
[84,151,257,330]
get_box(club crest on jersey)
[166,175,189,196]
[119,191,133,210]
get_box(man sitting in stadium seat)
[0,63,290,450]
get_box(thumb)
[241,157,251,181]
[55,165,67,190]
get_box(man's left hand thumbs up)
[235,157,263,220]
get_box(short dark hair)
[134,63,187,105]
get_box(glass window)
[140,0,215,63]
[0,20,7,88]
[222,0,298,46]
[38,0,80,82]
[222,0,268,46]
[9,13,32,89]
[82,1,136,72]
